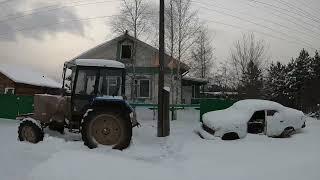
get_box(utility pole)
[158,0,169,137]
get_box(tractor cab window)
[98,69,122,96]
[75,69,97,95]
[63,67,75,94]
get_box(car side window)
[267,110,278,116]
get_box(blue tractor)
[17,59,138,150]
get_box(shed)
[0,64,61,96]
[181,76,208,104]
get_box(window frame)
[4,87,15,95]
[99,75,122,96]
[136,79,151,99]
[0,85,4,94]
[120,44,132,59]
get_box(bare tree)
[229,33,268,87]
[110,0,152,101]
[190,25,214,80]
[165,0,200,104]
[190,25,215,93]
[229,33,268,98]
[164,0,178,104]
[111,0,152,39]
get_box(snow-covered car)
[198,99,306,140]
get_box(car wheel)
[280,127,295,138]
[221,132,240,140]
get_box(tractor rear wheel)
[18,119,44,143]
[81,111,132,150]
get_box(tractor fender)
[89,97,133,114]
[85,97,138,127]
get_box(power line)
[0,0,117,24]
[193,0,320,42]
[243,1,320,38]
[295,0,320,17]
[244,0,320,30]
[0,14,114,39]
[272,0,320,24]
[193,2,315,49]
[206,19,316,51]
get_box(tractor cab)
[18,59,136,150]
[63,59,128,122]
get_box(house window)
[135,79,150,98]
[98,76,122,96]
[121,45,132,59]
[5,87,15,95]
[98,69,123,96]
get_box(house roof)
[0,64,61,89]
[182,76,208,85]
[69,33,189,72]
[65,59,125,68]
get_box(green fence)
[0,95,34,119]
[200,98,236,121]
[0,95,235,121]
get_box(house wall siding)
[0,72,60,96]
[0,72,15,91]
[182,86,193,104]
[76,36,183,104]
[15,84,60,96]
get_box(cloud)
[0,0,86,41]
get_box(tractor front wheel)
[81,111,132,150]
[18,119,44,143]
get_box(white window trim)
[5,87,15,95]
[136,79,151,99]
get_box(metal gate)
[0,95,34,119]
[200,98,236,121]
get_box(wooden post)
[158,0,169,137]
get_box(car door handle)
[280,121,284,123]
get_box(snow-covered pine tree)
[309,51,320,111]
[264,61,287,104]
[239,60,263,98]
[285,49,313,110]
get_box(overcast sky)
[0,0,319,81]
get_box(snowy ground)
[0,108,319,180]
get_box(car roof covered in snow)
[65,59,125,69]
[231,99,284,111]
[0,64,61,89]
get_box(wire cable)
[193,2,315,49]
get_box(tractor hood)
[91,96,134,113]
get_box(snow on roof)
[67,59,125,69]
[182,76,208,83]
[204,91,238,95]
[0,64,61,88]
